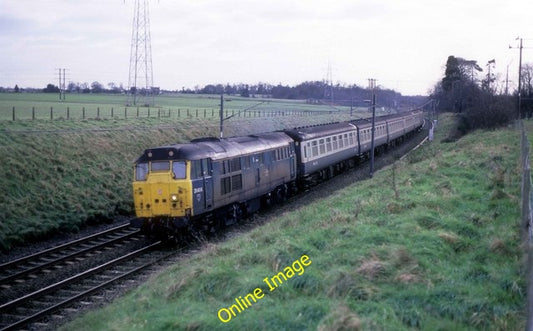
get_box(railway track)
[0,224,174,330]
[0,223,139,287]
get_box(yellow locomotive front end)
[131,146,198,234]
[133,159,193,219]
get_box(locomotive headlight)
[171,194,178,201]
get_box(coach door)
[289,143,296,179]
[202,159,213,210]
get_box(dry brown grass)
[356,253,387,280]
[317,305,361,331]
[439,231,460,244]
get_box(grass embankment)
[0,106,364,251]
[64,114,525,330]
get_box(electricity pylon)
[127,0,154,106]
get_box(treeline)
[3,82,127,94]
[191,81,426,109]
[4,80,427,110]
[432,55,524,137]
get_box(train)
[130,110,425,240]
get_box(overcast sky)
[1,0,532,96]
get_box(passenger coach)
[284,122,358,184]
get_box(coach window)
[338,135,344,148]
[332,136,338,150]
[319,139,325,154]
[349,133,354,145]
[172,161,187,179]
[312,141,318,157]
[135,163,148,181]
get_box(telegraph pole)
[220,93,224,138]
[518,38,523,119]
[58,69,62,101]
[510,37,524,119]
[368,78,377,178]
[325,61,334,104]
[57,68,67,101]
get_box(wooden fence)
[4,106,339,121]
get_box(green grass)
[0,92,374,251]
[0,92,366,121]
[62,114,526,330]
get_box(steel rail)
[0,241,161,314]
[0,228,141,285]
[0,223,132,271]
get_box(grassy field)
[0,93,373,251]
[0,92,363,121]
[62,114,525,330]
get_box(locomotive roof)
[135,131,293,162]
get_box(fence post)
[83,107,85,119]
[125,107,128,119]
[520,122,533,330]
[50,107,53,120]
[137,107,139,118]
[148,108,150,118]
[12,106,15,121]
[67,107,70,120]
[32,107,35,120]
[111,107,114,118]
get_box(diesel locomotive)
[131,110,424,240]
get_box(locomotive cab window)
[151,161,170,172]
[191,160,202,179]
[172,161,187,179]
[135,163,148,181]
